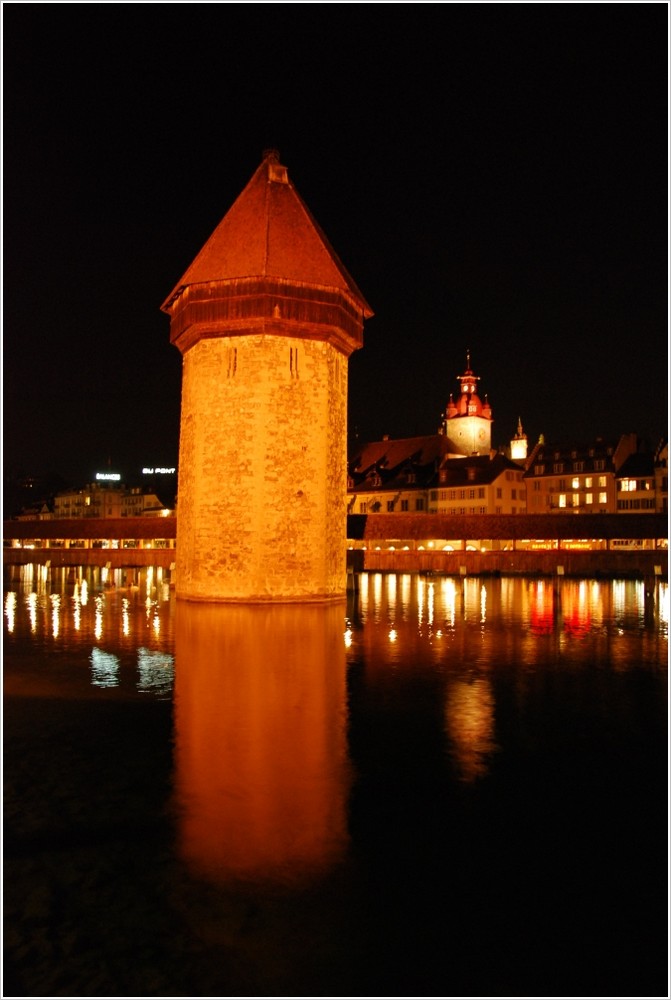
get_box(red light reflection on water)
[529,581,555,634]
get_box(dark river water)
[3,566,668,998]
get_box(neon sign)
[142,467,176,475]
[95,473,121,481]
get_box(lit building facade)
[51,483,172,519]
[653,439,668,513]
[523,434,640,514]
[432,455,526,515]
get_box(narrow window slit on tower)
[227,347,237,377]
[290,346,299,378]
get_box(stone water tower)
[161,150,373,602]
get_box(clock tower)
[443,351,493,455]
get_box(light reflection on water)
[3,565,668,998]
[173,601,351,885]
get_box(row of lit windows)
[431,488,487,500]
[428,487,525,502]
[558,476,608,490]
[527,476,609,493]
[556,493,608,507]
[618,479,652,492]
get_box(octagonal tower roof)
[161,149,373,317]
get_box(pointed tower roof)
[162,149,373,315]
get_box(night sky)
[3,6,668,502]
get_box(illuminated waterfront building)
[161,149,372,602]
[653,438,668,513]
[51,482,173,519]
[522,433,666,515]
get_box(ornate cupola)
[458,350,480,398]
[444,350,493,455]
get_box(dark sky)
[3,5,668,491]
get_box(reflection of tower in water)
[173,602,351,883]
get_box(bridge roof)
[3,517,177,540]
[346,513,669,541]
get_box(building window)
[478,488,485,498]
[599,492,607,504]
[533,481,541,492]
[558,494,567,508]
[553,463,563,473]
[585,477,593,488]
[534,465,545,475]
[479,506,487,514]
[571,477,580,489]
[511,489,517,500]
[440,490,448,500]
[572,493,580,508]
[594,460,605,471]
[586,493,593,505]
[598,476,607,488]
[430,491,438,501]
[459,490,466,500]
[401,500,409,512]
[386,500,395,512]
[449,490,456,500]
[496,488,502,498]
[468,489,475,499]
[359,502,367,513]
[416,498,425,511]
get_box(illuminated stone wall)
[176,333,348,602]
